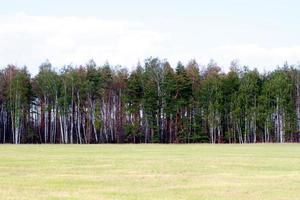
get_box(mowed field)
[0,145,300,200]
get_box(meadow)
[0,144,299,200]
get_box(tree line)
[0,58,299,144]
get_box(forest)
[0,58,299,144]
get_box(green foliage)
[1,59,300,144]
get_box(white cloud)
[0,13,299,75]
[207,44,300,71]
[0,13,166,74]
[167,44,300,72]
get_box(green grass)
[0,144,300,200]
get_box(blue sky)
[0,0,299,74]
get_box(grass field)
[0,144,300,200]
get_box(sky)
[0,0,300,74]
